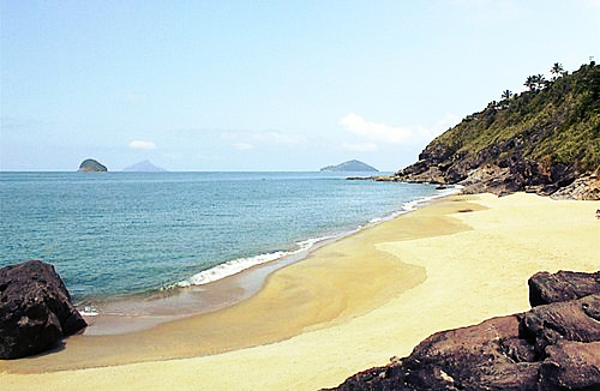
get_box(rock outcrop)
[393,147,598,199]
[325,270,600,391]
[528,270,600,306]
[77,158,107,173]
[0,260,87,359]
[549,173,600,201]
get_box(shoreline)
[78,186,457,336]
[0,191,468,373]
[1,193,598,390]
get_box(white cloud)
[338,112,459,150]
[339,113,412,144]
[341,142,379,152]
[128,139,157,150]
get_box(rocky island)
[77,158,108,173]
[321,160,378,172]
[122,160,166,172]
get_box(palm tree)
[534,74,546,90]
[501,89,513,100]
[524,75,536,91]
[551,62,565,80]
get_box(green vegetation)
[431,62,600,173]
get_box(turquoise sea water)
[0,172,441,304]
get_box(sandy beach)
[1,193,598,390]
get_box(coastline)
[77,185,456,336]
[0,192,464,373]
[1,193,598,390]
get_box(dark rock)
[417,144,453,167]
[550,174,600,200]
[540,341,600,390]
[371,176,398,182]
[325,270,600,391]
[326,315,543,391]
[0,260,87,359]
[346,176,374,181]
[401,315,542,391]
[519,294,600,356]
[528,270,600,307]
[550,164,577,187]
[500,337,537,363]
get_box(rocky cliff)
[325,270,600,391]
[390,63,600,200]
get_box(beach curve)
[1,193,598,390]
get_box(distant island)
[320,160,378,172]
[122,160,166,172]
[77,159,107,173]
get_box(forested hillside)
[393,62,599,199]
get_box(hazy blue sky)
[2,1,599,171]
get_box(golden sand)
[1,193,598,390]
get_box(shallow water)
[0,171,440,306]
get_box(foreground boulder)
[0,260,87,359]
[325,270,600,391]
[528,270,600,306]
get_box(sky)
[1,0,599,172]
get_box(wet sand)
[1,193,598,390]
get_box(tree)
[525,74,548,92]
[501,89,513,100]
[534,74,547,90]
[551,62,564,80]
[524,75,536,91]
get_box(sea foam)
[402,185,462,211]
[175,236,333,288]
[79,307,99,317]
[174,185,459,289]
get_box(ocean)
[0,171,443,307]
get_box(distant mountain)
[122,160,166,172]
[77,158,107,173]
[320,160,378,172]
